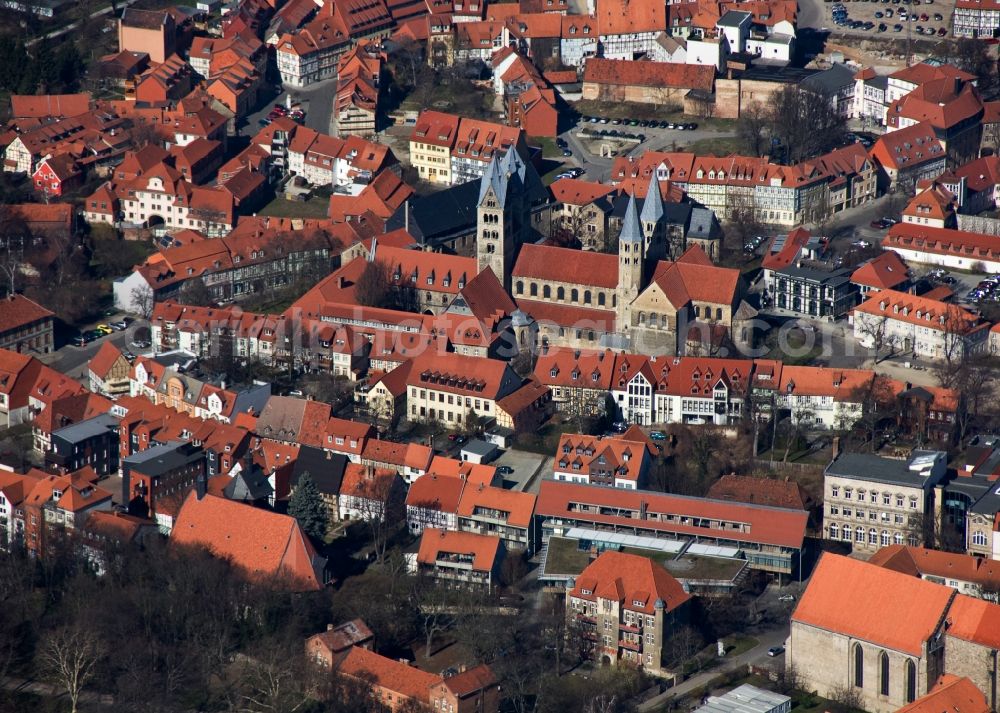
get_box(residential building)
[332,647,437,712]
[885,77,984,168]
[0,471,43,548]
[767,364,878,430]
[334,45,382,138]
[305,619,374,669]
[533,348,620,417]
[869,545,1000,601]
[611,355,754,427]
[902,183,958,229]
[566,550,691,673]
[870,122,948,192]
[537,479,809,576]
[47,413,121,477]
[552,430,654,489]
[596,0,666,59]
[0,294,54,355]
[88,342,132,397]
[118,8,176,65]
[20,467,114,559]
[882,223,1000,275]
[172,491,326,590]
[121,440,207,519]
[457,482,537,553]
[822,450,948,553]
[851,252,911,297]
[415,528,505,590]
[409,111,528,185]
[953,0,1000,37]
[851,289,989,361]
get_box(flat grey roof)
[695,685,791,713]
[718,10,751,26]
[52,412,118,443]
[825,452,935,488]
[462,439,497,457]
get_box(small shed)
[461,439,499,465]
[483,427,513,449]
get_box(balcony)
[619,622,642,634]
[619,639,641,652]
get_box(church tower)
[640,179,667,260]
[475,149,537,291]
[617,194,645,326]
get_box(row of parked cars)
[832,2,947,33]
[966,275,1000,302]
[927,268,957,285]
[581,117,698,131]
[259,104,305,127]
[71,319,131,347]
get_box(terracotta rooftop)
[792,553,954,656]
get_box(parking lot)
[828,0,951,38]
[491,449,548,492]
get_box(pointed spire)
[640,179,664,225]
[620,194,643,244]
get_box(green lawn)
[258,195,331,219]
[663,554,747,582]
[723,634,759,657]
[533,136,561,159]
[544,537,594,575]
[684,136,744,156]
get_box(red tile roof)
[549,177,615,206]
[10,93,91,118]
[457,482,535,528]
[896,675,989,713]
[88,342,127,380]
[706,474,810,510]
[853,288,983,334]
[534,348,622,391]
[762,227,812,271]
[944,595,1000,650]
[406,473,467,513]
[0,294,53,334]
[437,664,498,698]
[870,545,1000,589]
[792,553,953,656]
[883,223,1000,266]
[596,0,666,35]
[870,122,945,171]
[417,528,502,571]
[887,80,983,131]
[850,251,910,290]
[512,243,619,289]
[570,550,691,615]
[651,247,742,308]
[172,492,323,590]
[337,647,438,703]
[537,479,809,549]
[583,58,714,93]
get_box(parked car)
[110,320,129,331]
[95,324,114,335]
[778,594,796,602]
[287,389,304,397]
[649,430,667,441]
[496,465,514,475]
[71,335,89,347]
[612,421,628,432]
[937,26,946,34]
[131,339,151,349]
[767,646,786,657]
[852,239,871,248]
[258,118,271,126]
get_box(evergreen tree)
[287,472,328,541]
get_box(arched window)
[638,312,646,326]
[694,305,700,318]
[894,532,904,545]
[973,531,988,547]
[571,288,579,302]
[557,287,565,300]
[854,644,864,688]
[869,528,878,545]
[829,524,840,540]
[660,314,667,328]
[543,285,551,299]
[881,531,891,546]
[879,651,889,696]
[598,293,606,307]
[855,527,865,543]
[716,308,723,321]
[905,660,916,703]
[584,290,592,305]
[515,281,524,295]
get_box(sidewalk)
[637,627,789,712]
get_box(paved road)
[42,321,147,381]
[26,0,132,46]
[560,118,738,182]
[638,625,790,712]
[243,76,340,139]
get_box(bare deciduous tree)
[40,625,105,713]
[736,101,770,157]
